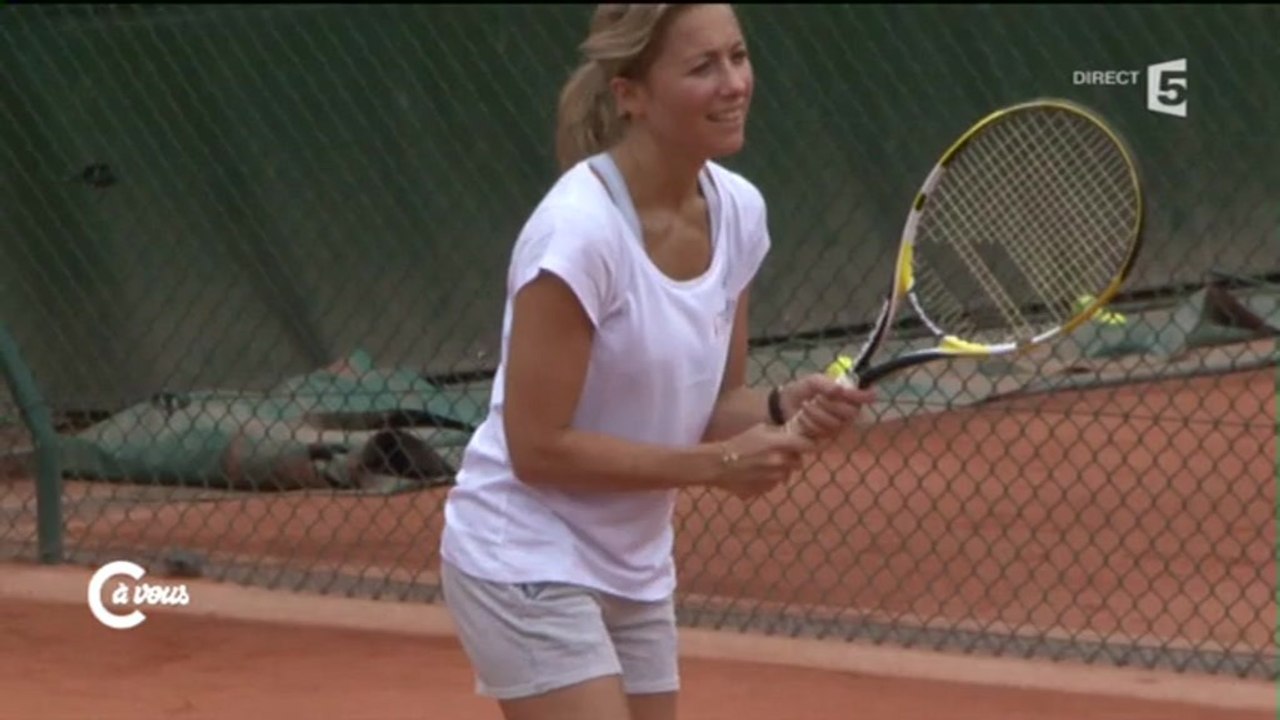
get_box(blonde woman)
[440,5,875,719]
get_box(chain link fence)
[2,4,1277,680]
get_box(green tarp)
[54,350,480,493]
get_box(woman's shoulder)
[521,162,624,242]
[505,162,631,285]
[704,161,767,215]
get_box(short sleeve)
[508,205,618,328]
[746,197,772,286]
[725,177,773,299]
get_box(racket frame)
[838,98,1145,390]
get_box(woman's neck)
[609,130,705,214]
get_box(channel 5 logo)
[1146,58,1188,118]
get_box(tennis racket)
[789,98,1144,434]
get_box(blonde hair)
[554,4,693,172]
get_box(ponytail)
[553,4,690,173]
[555,60,622,173]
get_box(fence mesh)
[2,4,1277,681]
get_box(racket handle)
[784,370,862,438]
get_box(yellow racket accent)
[937,336,994,355]
[897,243,915,295]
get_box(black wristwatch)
[767,386,787,426]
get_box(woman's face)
[616,4,755,161]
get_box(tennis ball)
[1076,293,1127,325]
[1097,309,1128,326]
[826,355,854,379]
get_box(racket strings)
[979,119,1120,318]
[916,134,1050,337]
[947,118,1124,323]
[1021,113,1135,285]
[910,106,1139,343]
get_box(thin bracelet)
[767,386,786,426]
[720,443,740,467]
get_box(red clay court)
[0,570,1271,720]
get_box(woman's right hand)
[713,423,816,499]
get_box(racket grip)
[784,406,832,439]
[785,370,860,438]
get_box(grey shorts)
[440,561,680,701]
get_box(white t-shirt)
[440,153,771,602]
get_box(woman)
[439,5,876,719]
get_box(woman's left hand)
[778,374,877,442]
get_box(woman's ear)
[610,75,643,120]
